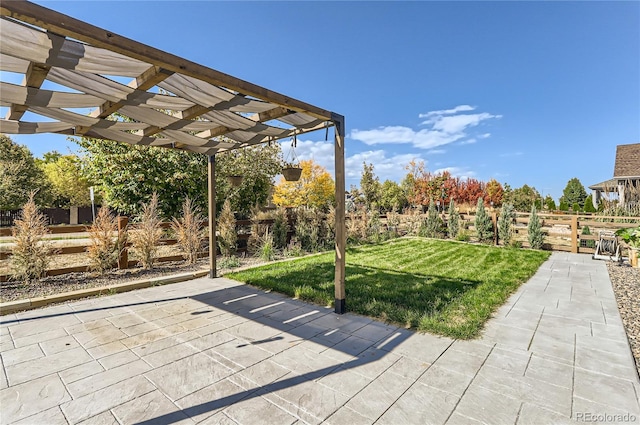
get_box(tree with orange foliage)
[272,159,335,209]
[485,179,504,207]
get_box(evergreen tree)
[422,198,442,238]
[527,205,544,249]
[447,199,460,239]
[475,197,493,243]
[583,195,597,213]
[544,195,557,211]
[498,203,515,246]
[561,177,588,209]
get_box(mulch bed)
[0,256,264,303]
[607,261,640,375]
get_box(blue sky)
[7,1,640,202]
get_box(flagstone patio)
[1,252,638,424]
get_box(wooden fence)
[0,217,291,282]
[1,212,638,282]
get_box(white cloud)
[433,166,476,179]
[285,139,335,175]
[427,149,446,154]
[459,139,476,145]
[418,105,475,118]
[349,126,415,145]
[430,113,501,133]
[287,140,425,184]
[350,105,501,149]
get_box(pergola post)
[333,113,346,314]
[208,154,217,278]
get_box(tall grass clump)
[10,192,50,282]
[498,203,515,246]
[447,199,459,239]
[129,193,163,269]
[272,207,289,250]
[217,199,237,258]
[474,198,493,243]
[258,229,276,261]
[528,205,544,249]
[87,206,124,275]
[172,197,204,264]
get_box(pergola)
[0,1,347,313]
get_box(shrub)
[572,202,581,214]
[474,198,493,243]
[456,229,471,242]
[583,195,596,213]
[403,207,423,236]
[527,205,544,249]
[247,205,272,254]
[447,199,459,239]
[10,192,51,282]
[497,203,515,246]
[421,199,443,238]
[324,206,336,245]
[171,198,204,264]
[386,208,401,237]
[581,226,596,249]
[272,207,289,250]
[284,236,303,257]
[294,206,326,251]
[129,193,163,269]
[217,199,237,258]
[346,206,369,243]
[367,208,383,243]
[219,255,240,269]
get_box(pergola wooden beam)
[5,62,50,120]
[332,113,346,314]
[0,1,333,121]
[90,66,174,119]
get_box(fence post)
[491,212,498,246]
[571,215,578,253]
[118,216,129,269]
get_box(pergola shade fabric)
[0,14,332,154]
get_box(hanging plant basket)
[227,175,243,187]
[282,134,302,182]
[282,166,302,182]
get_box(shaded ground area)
[0,253,638,424]
[0,256,263,303]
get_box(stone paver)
[0,252,638,424]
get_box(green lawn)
[227,238,550,339]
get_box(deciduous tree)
[0,135,51,209]
[39,154,92,207]
[272,159,335,209]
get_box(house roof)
[588,178,618,191]
[614,143,640,178]
[0,1,338,156]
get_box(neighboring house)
[589,143,640,210]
